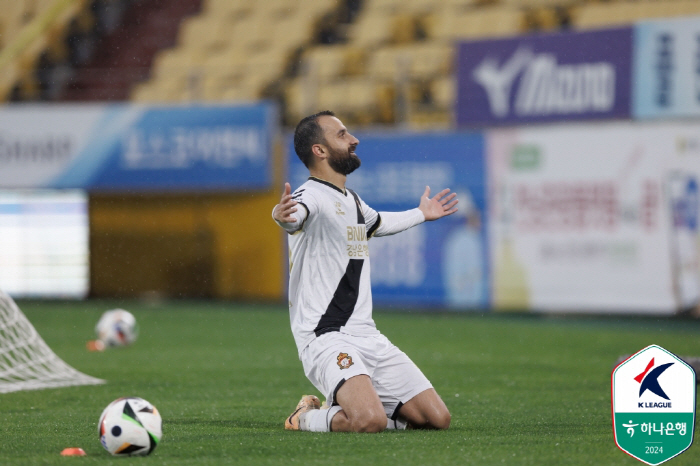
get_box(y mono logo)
[472,47,616,118]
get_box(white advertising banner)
[0,102,275,191]
[488,121,700,314]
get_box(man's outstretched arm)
[372,186,458,237]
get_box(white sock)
[386,417,407,430]
[299,405,342,432]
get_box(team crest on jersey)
[335,202,345,215]
[337,352,354,370]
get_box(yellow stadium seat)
[573,0,700,30]
[283,79,308,124]
[243,51,288,86]
[427,5,526,41]
[349,14,393,48]
[430,76,456,110]
[317,78,395,125]
[131,78,182,103]
[368,46,413,81]
[178,16,230,54]
[219,84,260,102]
[408,42,454,79]
[528,7,562,31]
[204,0,253,20]
[405,0,446,15]
[151,48,206,82]
[660,0,700,18]
[268,15,318,51]
[502,0,576,7]
[303,45,355,83]
[0,0,33,47]
[363,0,405,15]
[367,41,454,83]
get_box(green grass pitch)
[1,300,699,465]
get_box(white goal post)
[0,289,104,394]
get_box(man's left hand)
[418,186,458,221]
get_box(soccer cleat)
[284,395,320,430]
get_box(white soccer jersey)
[284,177,381,354]
[275,177,425,355]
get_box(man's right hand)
[272,182,298,223]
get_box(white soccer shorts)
[300,332,433,420]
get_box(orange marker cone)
[86,340,105,352]
[60,447,86,456]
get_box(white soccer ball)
[95,309,139,347]
[98,397,162,456]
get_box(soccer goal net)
[0,289,104,394]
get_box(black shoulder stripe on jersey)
[367,213,381,238]
[347,189,365,225]
[314,259,364,336]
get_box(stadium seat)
[526,6,562,31]
[367,42,451,82]
[363,0,405,15]
[178,16,230,55]
[151,48,206,81]
[404,75,454,128]
[283,79,308,124]
[407,42,453,79]
[404,0,446,15]
[368,46,413,81]
[502,0,576,7]
[573,0,700,29]
[311,78,393,124]
[430,76,456,111]
[302,45,361,83]
[204,0,250,17]
[133,73,197,103]
[426,5,526,41]
[0,0,29,48]
[348,12,417,47]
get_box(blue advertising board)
[0,102,276,191]
[634,16,700,119]
[456,28,633,127]
[288,131,489,309]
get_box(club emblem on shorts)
[337,352,353,370]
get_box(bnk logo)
[612,345,696,465]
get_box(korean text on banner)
[488,121,700,314]
[0,102,276,191]
[634,16,700,119]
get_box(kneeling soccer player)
[272,111,456,432]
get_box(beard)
[327,145,361,175]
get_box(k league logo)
[635,358,673,405]
[612,345,696,465]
